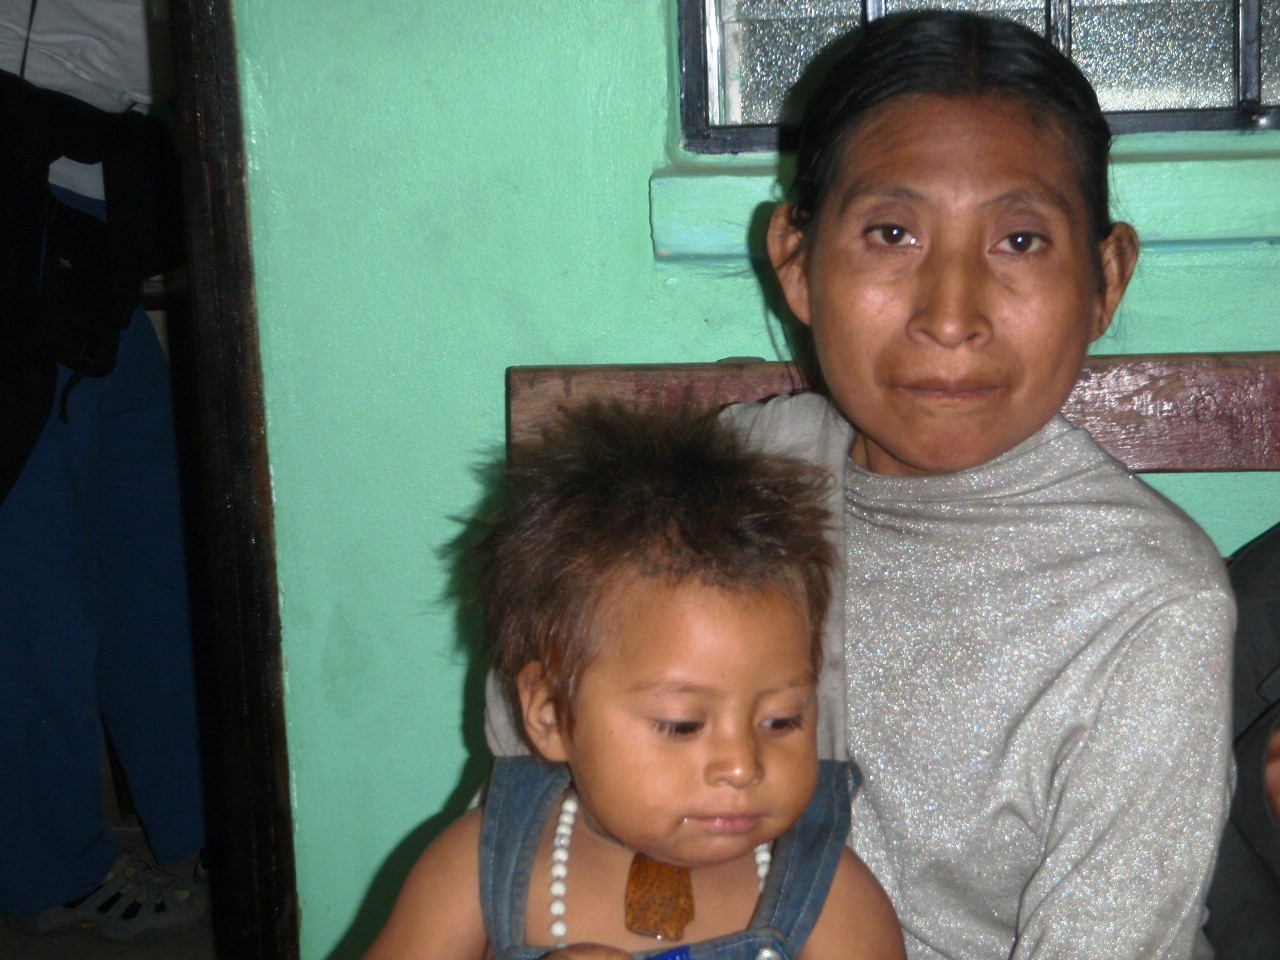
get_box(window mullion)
[1047,0,1072,57]
[1239,0,1262,106]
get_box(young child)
[365,404,904,960]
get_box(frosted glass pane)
[882,0,1043,35]
[713,0,1246,125]
[1265,2,1280,104]
[722,1,862,124]
[1072,0,1235,110]
[719,1,1048,124]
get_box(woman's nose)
[907,245,992,348]
[705,730,763,788]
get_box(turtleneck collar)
[844,414,1104,505]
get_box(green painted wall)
[230,2,1280,956]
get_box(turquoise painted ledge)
[649,169,780,262]
[650,134,1280,262]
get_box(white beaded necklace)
[548,791,773,948]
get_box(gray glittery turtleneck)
[483,393,1235,959]
[721,394,1234,960]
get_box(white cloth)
[0,0,166,196]
[723,394,1234,960]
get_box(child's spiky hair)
[478,401,836,750]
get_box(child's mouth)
[689,815,762,835]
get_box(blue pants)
[0,191,205,912]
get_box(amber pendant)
[624,852,694,940]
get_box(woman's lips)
[898,379,1003,402]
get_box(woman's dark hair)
[787,10,1113,243]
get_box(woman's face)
[769,93,1138,476]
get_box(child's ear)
[517,662,569,763]
[1092,222,1139,340]
[766,203,812,326]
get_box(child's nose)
[908,246,992,348]
[705,730,763,788]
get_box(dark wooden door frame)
[168,2,299,957]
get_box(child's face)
[770,93,1137,476]
[521,575,818,870]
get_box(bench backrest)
[508,354,1280,473]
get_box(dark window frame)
[679,0,1280,155]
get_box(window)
[680,0,1280,153]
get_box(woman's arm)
[1012,589,1234,959]
[801,848,906,960]
[362,810,489,960]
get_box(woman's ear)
[517,662,569,763]
[766,203,813,326]
[1092,222,1139,340]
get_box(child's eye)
[761,715,805,735]
[653,719,703,739]
[866,224,917,247]
[995,231,1045,254]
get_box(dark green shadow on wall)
[325,457,505,959]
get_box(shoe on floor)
[11,854,208,940]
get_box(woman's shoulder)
[720,393,853,467]
[1047,419,1230,593]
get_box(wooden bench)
[508,353,1280,473]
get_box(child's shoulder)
[361,810,487,960]
[800,847,905,960]
[431,807,485,859]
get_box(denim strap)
[747,760,856,951]
[481,756,570,957]
[480,756,857,960]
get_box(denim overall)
[480,756,857,960]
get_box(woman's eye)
[761,715,805,735]
[653,719,702,739]
[996,232,1045,254]
[866,224,916,247]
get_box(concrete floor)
[0,826,217,960]
[0,916,215,960]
